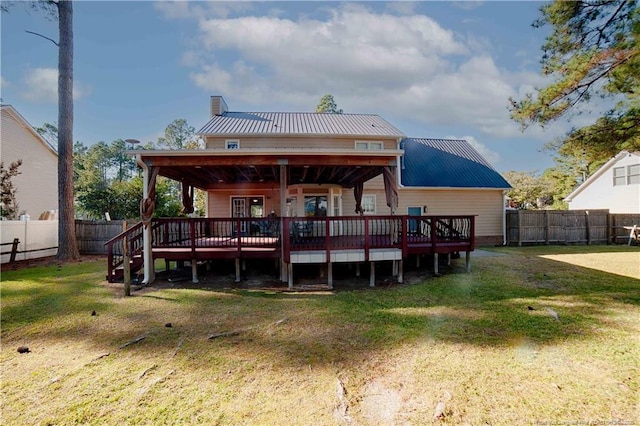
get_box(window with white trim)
[361,195,376,214]
[628,164,640,184]
[225,139,240,149]
[613,167,625,186]
[355,141,383,150]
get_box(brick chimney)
[210,96,229,116]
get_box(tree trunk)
[57,0,79,260]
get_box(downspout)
[502,190,507,246]
[397,138,404,188]
[139,157,155,284]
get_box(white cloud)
[170,4,566,142]
[452,1,485,11]
[21,67,91,103]
[154,1,253,20]
[448,135,501,166]
[384,1,419,16]
[22,68,58,102]
[190,6,467,106]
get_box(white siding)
[1,108,58,218]
[568,154,640,214]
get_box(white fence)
[0,220,58,264]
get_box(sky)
[1,1,591,173]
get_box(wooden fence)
[506,210,640,246]
[75,220,129,254]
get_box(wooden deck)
[106,215,475,283]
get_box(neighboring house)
[565,151,640,214]
[121,96,510,285]
[1,105,58,218]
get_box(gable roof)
[197,111,406,138]
[564,150,640,201]
[1,105,58,156]
[401,138,511,189]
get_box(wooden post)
[397,260,403,283]
[123,235,131,296]
[235,259,241,283]
[544,210,549,244]
[327,262,333,289]
[518,211,523,247]
[280,164,287,282]
[585,210,591,245]
[465,251,471,273]
[369,262,375,287]
[606,213,611,245]
[288,263,293,290]
[434,253,439,275]
[191,260,199,283]
[9,238,19,263]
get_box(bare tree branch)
[25,29,58,46]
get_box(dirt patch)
[110,266,439,296]
[358,379,403,425]
[1,255,105,273]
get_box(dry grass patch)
[1,247,639,425]
[540,251,640,279]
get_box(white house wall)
[1,108,58,218]
[568,153,640,214]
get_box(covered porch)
[110,146,475,289]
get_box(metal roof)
[400,138,511,189]
[197,112,406,138]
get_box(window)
[613,167,625,186]
[361,195,376,214]
[628,164,640,185]
[226,139,240,149]
[304,196,327,217]
[355,141,383,150]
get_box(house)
[565,151,640,214]
[115,96,510,287]
[0,105,58,218]
[394,138,510,246]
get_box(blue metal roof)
[401,138,511,189]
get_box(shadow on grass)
[1,249,638,369]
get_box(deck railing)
[105,215,474,281]
[105,221,144,281]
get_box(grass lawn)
[1,246,638,425]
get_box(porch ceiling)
[137,151,400,189]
